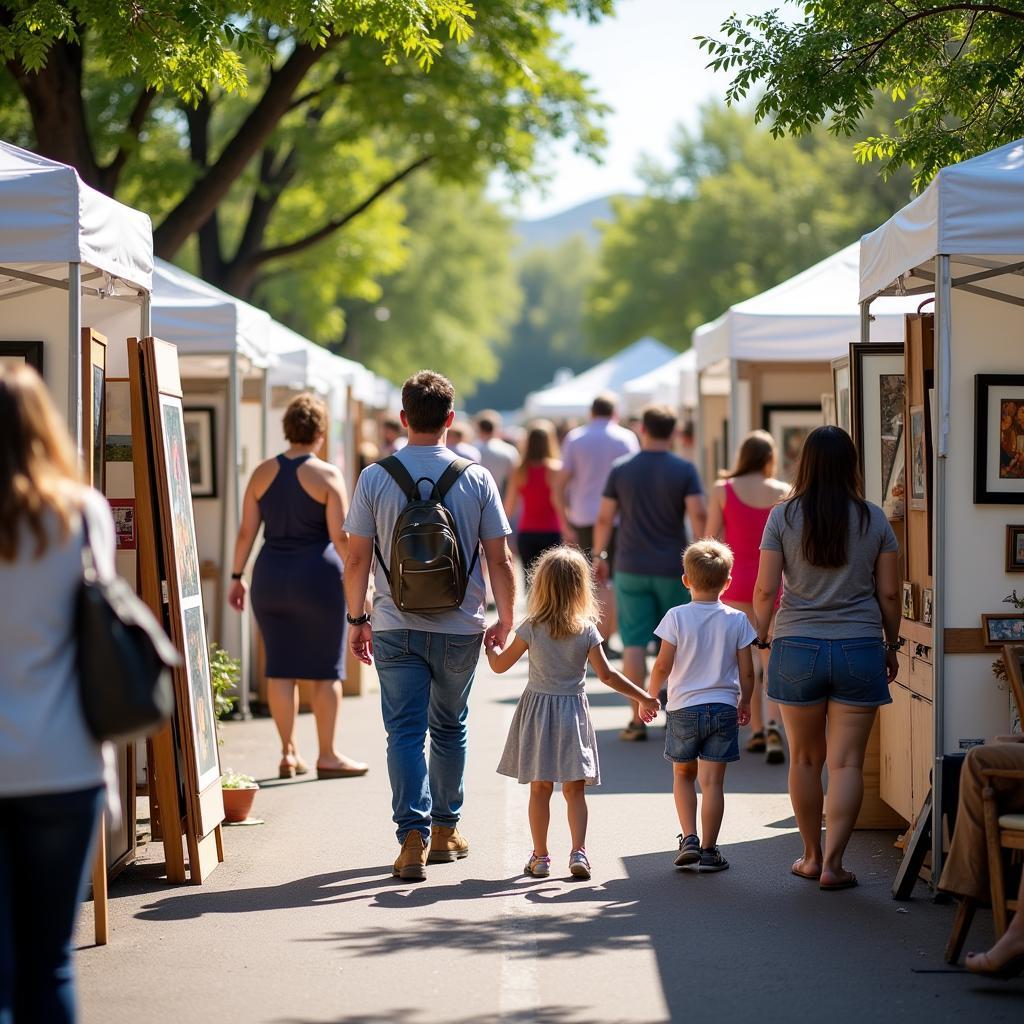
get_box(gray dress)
[497,619,603,786]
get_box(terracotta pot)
[222,785,258,823]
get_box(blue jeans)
[767,636,892,707]
[0,785,104,1024]
[374,630,483,842]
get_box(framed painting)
[81,329,107,492]
[902,582,916,621]
[762,404,822,483]
[883,424,906,520]
[922,587,934,627]
[850,343,905,512]
[982,614,1024,648]
[908,403,928,511]
[831,356,852,436]
[1007,525,1024,572]
[183,406,217,498]
[0,340,43,373]
[974,374,1024,504]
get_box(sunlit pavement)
[77,654,1021,1023]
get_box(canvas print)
[160,399,201,601]
[104,381,133,463]
[183,604,218,782]
[883,426,905,519]
[982,614,1024,647]
[999,398,1024,479]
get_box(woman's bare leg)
[779,703,828,877]
[268,678,299,758]
[529,781,554,856]
[311,680,366,771]
[821,702,877,886]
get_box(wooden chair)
[943,644,1024,963]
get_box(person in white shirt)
[647,539,755,874]
[475,410,520,498]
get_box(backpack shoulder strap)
[377,456,419,502]
[433,458,472,501]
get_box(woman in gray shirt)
[753,426,901,891]
[0,364,115,1023]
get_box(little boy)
[648,539,755,872]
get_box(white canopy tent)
[859,136,1024,877]
[524,337,677,419]
[0,140,153,442]
[622,348,699,414]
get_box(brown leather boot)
[392,831,428,881]
[428,824,470,863]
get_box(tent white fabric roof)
[524,337,677,418]
[860,137,1024,302]
[694,243,923,372]
[152,258,272,368]
[0,140,152,292]
[623,348,698,411]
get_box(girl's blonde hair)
[0,364,82,561]
[526,545,599,640]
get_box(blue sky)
[506,0,799,220]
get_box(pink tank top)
[722,480,774,604]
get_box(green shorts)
[614,571,691,649]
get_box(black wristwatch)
[346,612,370,626]
[752,638,771,650]
[231,572,244,581]
[884,638,904,652]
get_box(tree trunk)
[7,40,100,187]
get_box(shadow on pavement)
[277,1009,647,1024]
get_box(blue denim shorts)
[664,703,740,764]
[767,636,892,707]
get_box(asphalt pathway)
[76,653,1023,1023]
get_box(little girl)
[488,546,660,880]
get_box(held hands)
[737,700,751,727]
[228,578,248,612]
[637,694,660,724]
[484,619,511,653]
[592,557,610,586]
[349,622,374,666]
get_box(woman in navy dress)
[229,393,368,780]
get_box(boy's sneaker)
[619,720,647,741]
[569,848,591,879]
[524,853,551,877]
[699,846,730,872]
[674,833,701,867]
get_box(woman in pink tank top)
[504,420,564,581]
[706,430,790,763]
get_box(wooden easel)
[129,337,224,884]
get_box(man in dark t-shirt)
[592,404,707,740]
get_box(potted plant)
[221,769,259,823]
[209,645,260,822]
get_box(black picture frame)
[182,406,218,499]
[974,374,1024,504]
[850,342,905,511]
[761,403,822,482]
[0,340,44,373]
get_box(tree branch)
[152,39,336,259]
[253,154,434,267]
[98,86,156,194]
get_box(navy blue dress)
[251,454,347,680]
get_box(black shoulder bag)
[76,507,180,742]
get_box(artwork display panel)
[974,375,1024,504]
[762,404,823,483]
[850,343,905,514]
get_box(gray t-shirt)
[761,499,899,640]
[603,451,704,576]
[345,445,511,634]
[517,619,603,696]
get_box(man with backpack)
[344,371,515,881]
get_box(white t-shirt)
[654,600,757,711]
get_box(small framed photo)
[1006,525,1024,572]
[981,613,1024,648]
[974,374,1024,504]
[908,404,928,511]
[902,582,916,621]
[182,406,217,498]
[0,340,44,374]
[831,356,852,437]
[922,587,934,627]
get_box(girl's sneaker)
[699,846,730,872]
[675,833,701,867]
[569,848,591,879]
[524,853,551,877]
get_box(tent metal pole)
[261,368,270,460]
[931,255,951,888]
[140,290,152,337]
[67,263,83,453]
[860,300,871,343]
[225,349,251,718]
[728,360,739,466]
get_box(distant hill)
[515,194,628,250]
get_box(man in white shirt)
[475,410,520,498]
[555,393,639,648]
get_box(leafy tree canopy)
[698,1,1024,186]
[584,101,914,353]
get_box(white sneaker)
[569,848,591,879]
[524,853,551,877]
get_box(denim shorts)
[767,636,892,707]
[664,703,740,764]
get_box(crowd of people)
[3,361,1024,1022]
